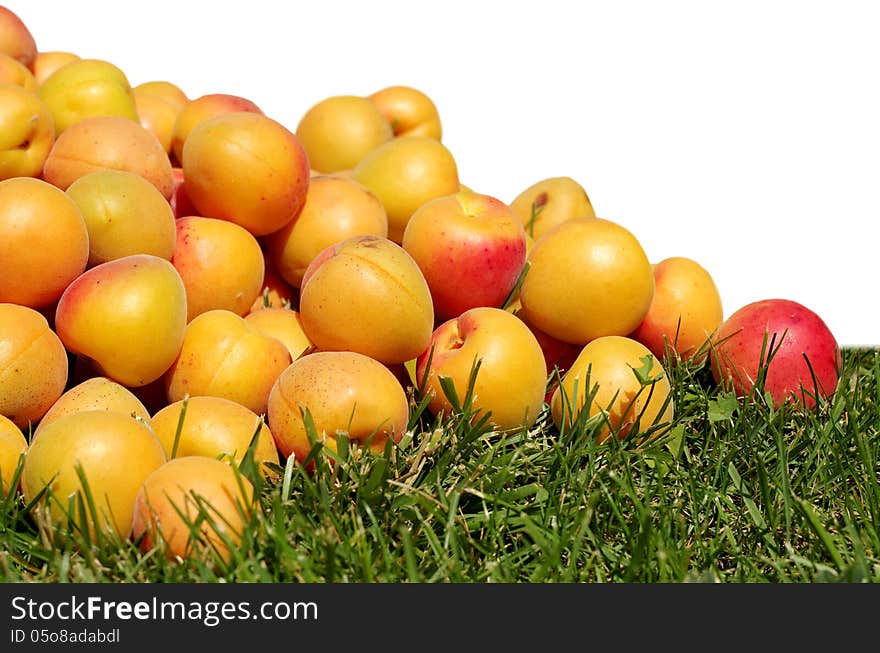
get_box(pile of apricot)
[0,6,840,563]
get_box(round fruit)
[54,254,188,388]
[268,350,409,464]
[66,169,176,267]
[519,217,654,345]
[295,95,392,173]
[182,111,310,237]
[131,456,256,564]
[21,410,166,539]
[0,83,55,180]
[630,257,724,363]
[35,376,151,436]
[171,216,266,321]
[38,58,138,134]
[402,190,527,321]
[551,336,674,443]
[32,51,81,86]
[369,85,442,140]
[150,396,279,474]
[42,115,174,199]
[0,303,68,430]
[0,177,88,308]
[510,176,595,240]
[351,136,460,243]
[243,307,313,361]
[170,92,261,164]
[0,7,37,69]
[164,309,292,416]
[298,235,434,365]
[264,175,388,289]
[710,298,840,408]
[416,307,548,431]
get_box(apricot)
[42,115,174,199]
[510,176,596,240]
[21,410,166,539]
[630,257,724,363]
[0,7,37,69]
[519,217,654,345]
[0,84,55,180]
[0,177,88,308]
[244,307,312,361]
[710,298,840,409]
[132,82,188,156]
[402,190,527,322]
[171,216,265,321]
[133,81,188,114]
[299,235,434,365]
[295,95,392,174]
[551,336,674,443]
[264,175,388,289]
[38,58,139,134]
[133,89,178,154]
[182,111,310,237]
[32,51,80,86]
[0,414,27,495]
[150,396,278,473]
[170,92,261,164]
[55,254,188,388]
[164,309,292,416]
[66,170,176,267]
[369,85,442,140]
[351,136,460,243]
[35,376,151,436]
[131,456,256,564]
[267,350,409,464]
[416,307,548,431]
[0,52,36,91]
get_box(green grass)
[1,347,878,583]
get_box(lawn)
[1,347,878,583]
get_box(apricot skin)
[42,115,174,199]
[164,309,292,416]
[298,235,434,365]
[20,410,167,539]
[551,336,674,443]
[150,396,279,474]
[267,351,409,465]
[0,303,69,431]
[519,217,654,345]
[182,111,310,237]
[0,177,89,309]
[54,254,189,388]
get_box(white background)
[9,1,880,345]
